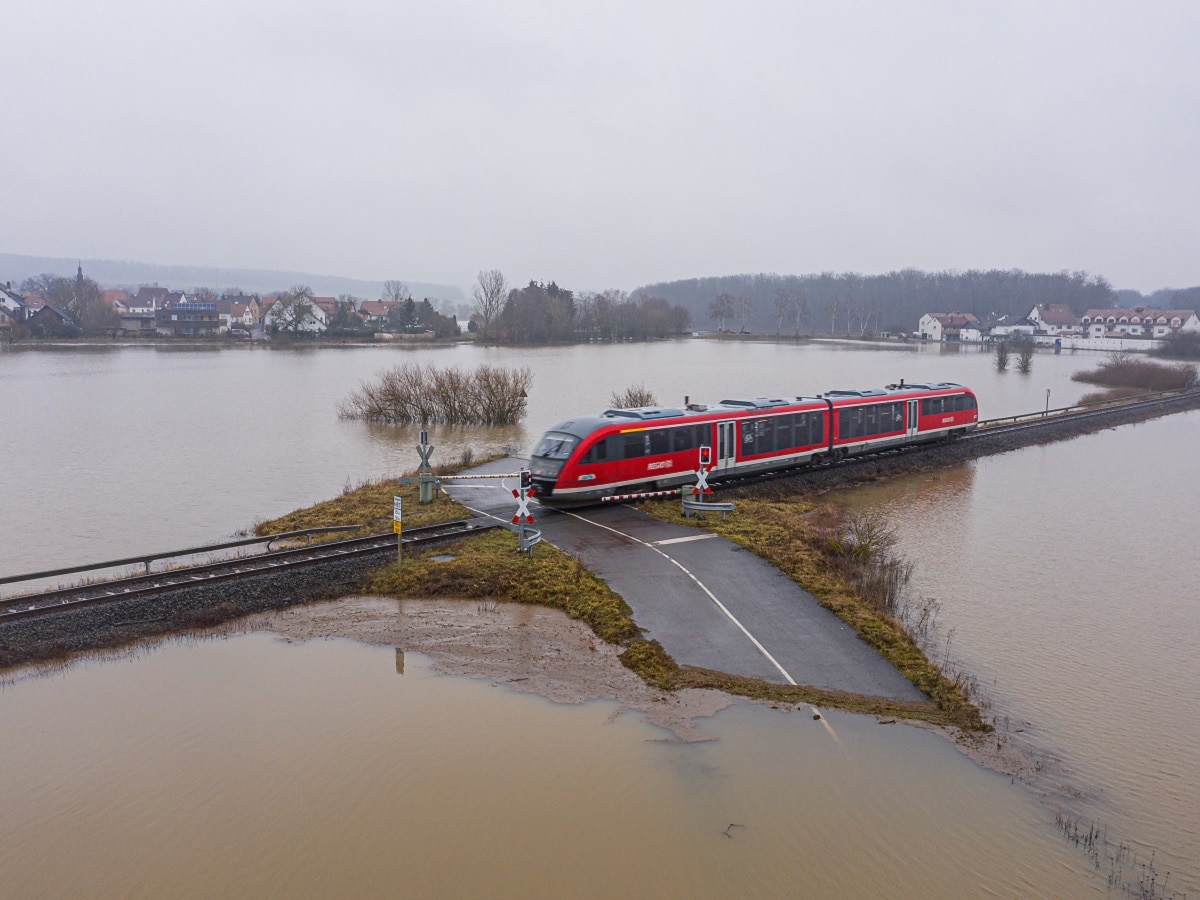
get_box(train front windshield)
[533,432,579,460]
[531,432,579,479]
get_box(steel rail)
[0,519,496,622]
[0,523,373,588]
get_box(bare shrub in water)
[609,383,657,408]
[994,340,1010,371]
[339,363,532,425]
[1071,352,1196,391]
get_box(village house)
[262,295,328,333]
[357,299,398,327]
[1026,304,1082,336]
[156,301,222,337]
[917,312,979,341]
[1,282,27,319]
[1081,308,1200,339]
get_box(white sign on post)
[393,496,403,534]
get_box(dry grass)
[364,530,642,647]
[254,454,505,536]
[1076,387,1145,406]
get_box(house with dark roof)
[27,304,77,337]
[0,281,25,320]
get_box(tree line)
[471,271,692,343]
[630,269,1126,336]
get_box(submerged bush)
[338,362,532,425]
[609,383,657,408]
[1070,354,1196,391]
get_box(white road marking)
[563,510,797,685]
[653,534,718,546]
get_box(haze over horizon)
[4,1,1198,296]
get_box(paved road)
[443,458,925,702]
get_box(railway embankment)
[0,547,398,671]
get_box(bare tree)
[383,280,411,304]
[773,289,792,335]
[472,269,508,338]
[191,286,219,305]
[709,293,734,331]
[792,291,808,336]
[736,294,754,333]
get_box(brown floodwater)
[1,631,1100,898]
[2,341,1193,895]
[832,410,1200,895]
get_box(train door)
[716,421,737,472]
[906,399,919,437]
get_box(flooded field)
[0,626,1100,897]
[2,340,1194,895]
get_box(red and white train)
[529,381,979,506]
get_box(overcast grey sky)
[4,1,1198,293]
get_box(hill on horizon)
[0,252,465,301]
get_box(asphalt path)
[442,458,925,702]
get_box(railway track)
[0,519,496,623]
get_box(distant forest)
[630,270,1200,337]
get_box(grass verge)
[364,529,642,648]
[253,456,507,536]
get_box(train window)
[839,408,864,439]
[622,433,648,459]
[740,421,756,455]
[754,418,774,453]
[533,432,579,460]
[672,427,690,452]
[776,415,793,449]
[649,429,670,456]
[583,438,608,464]
[965,394,977,410]
[864,405,878,434]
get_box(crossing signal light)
[699,445,712,467]
[520,470,533,492]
